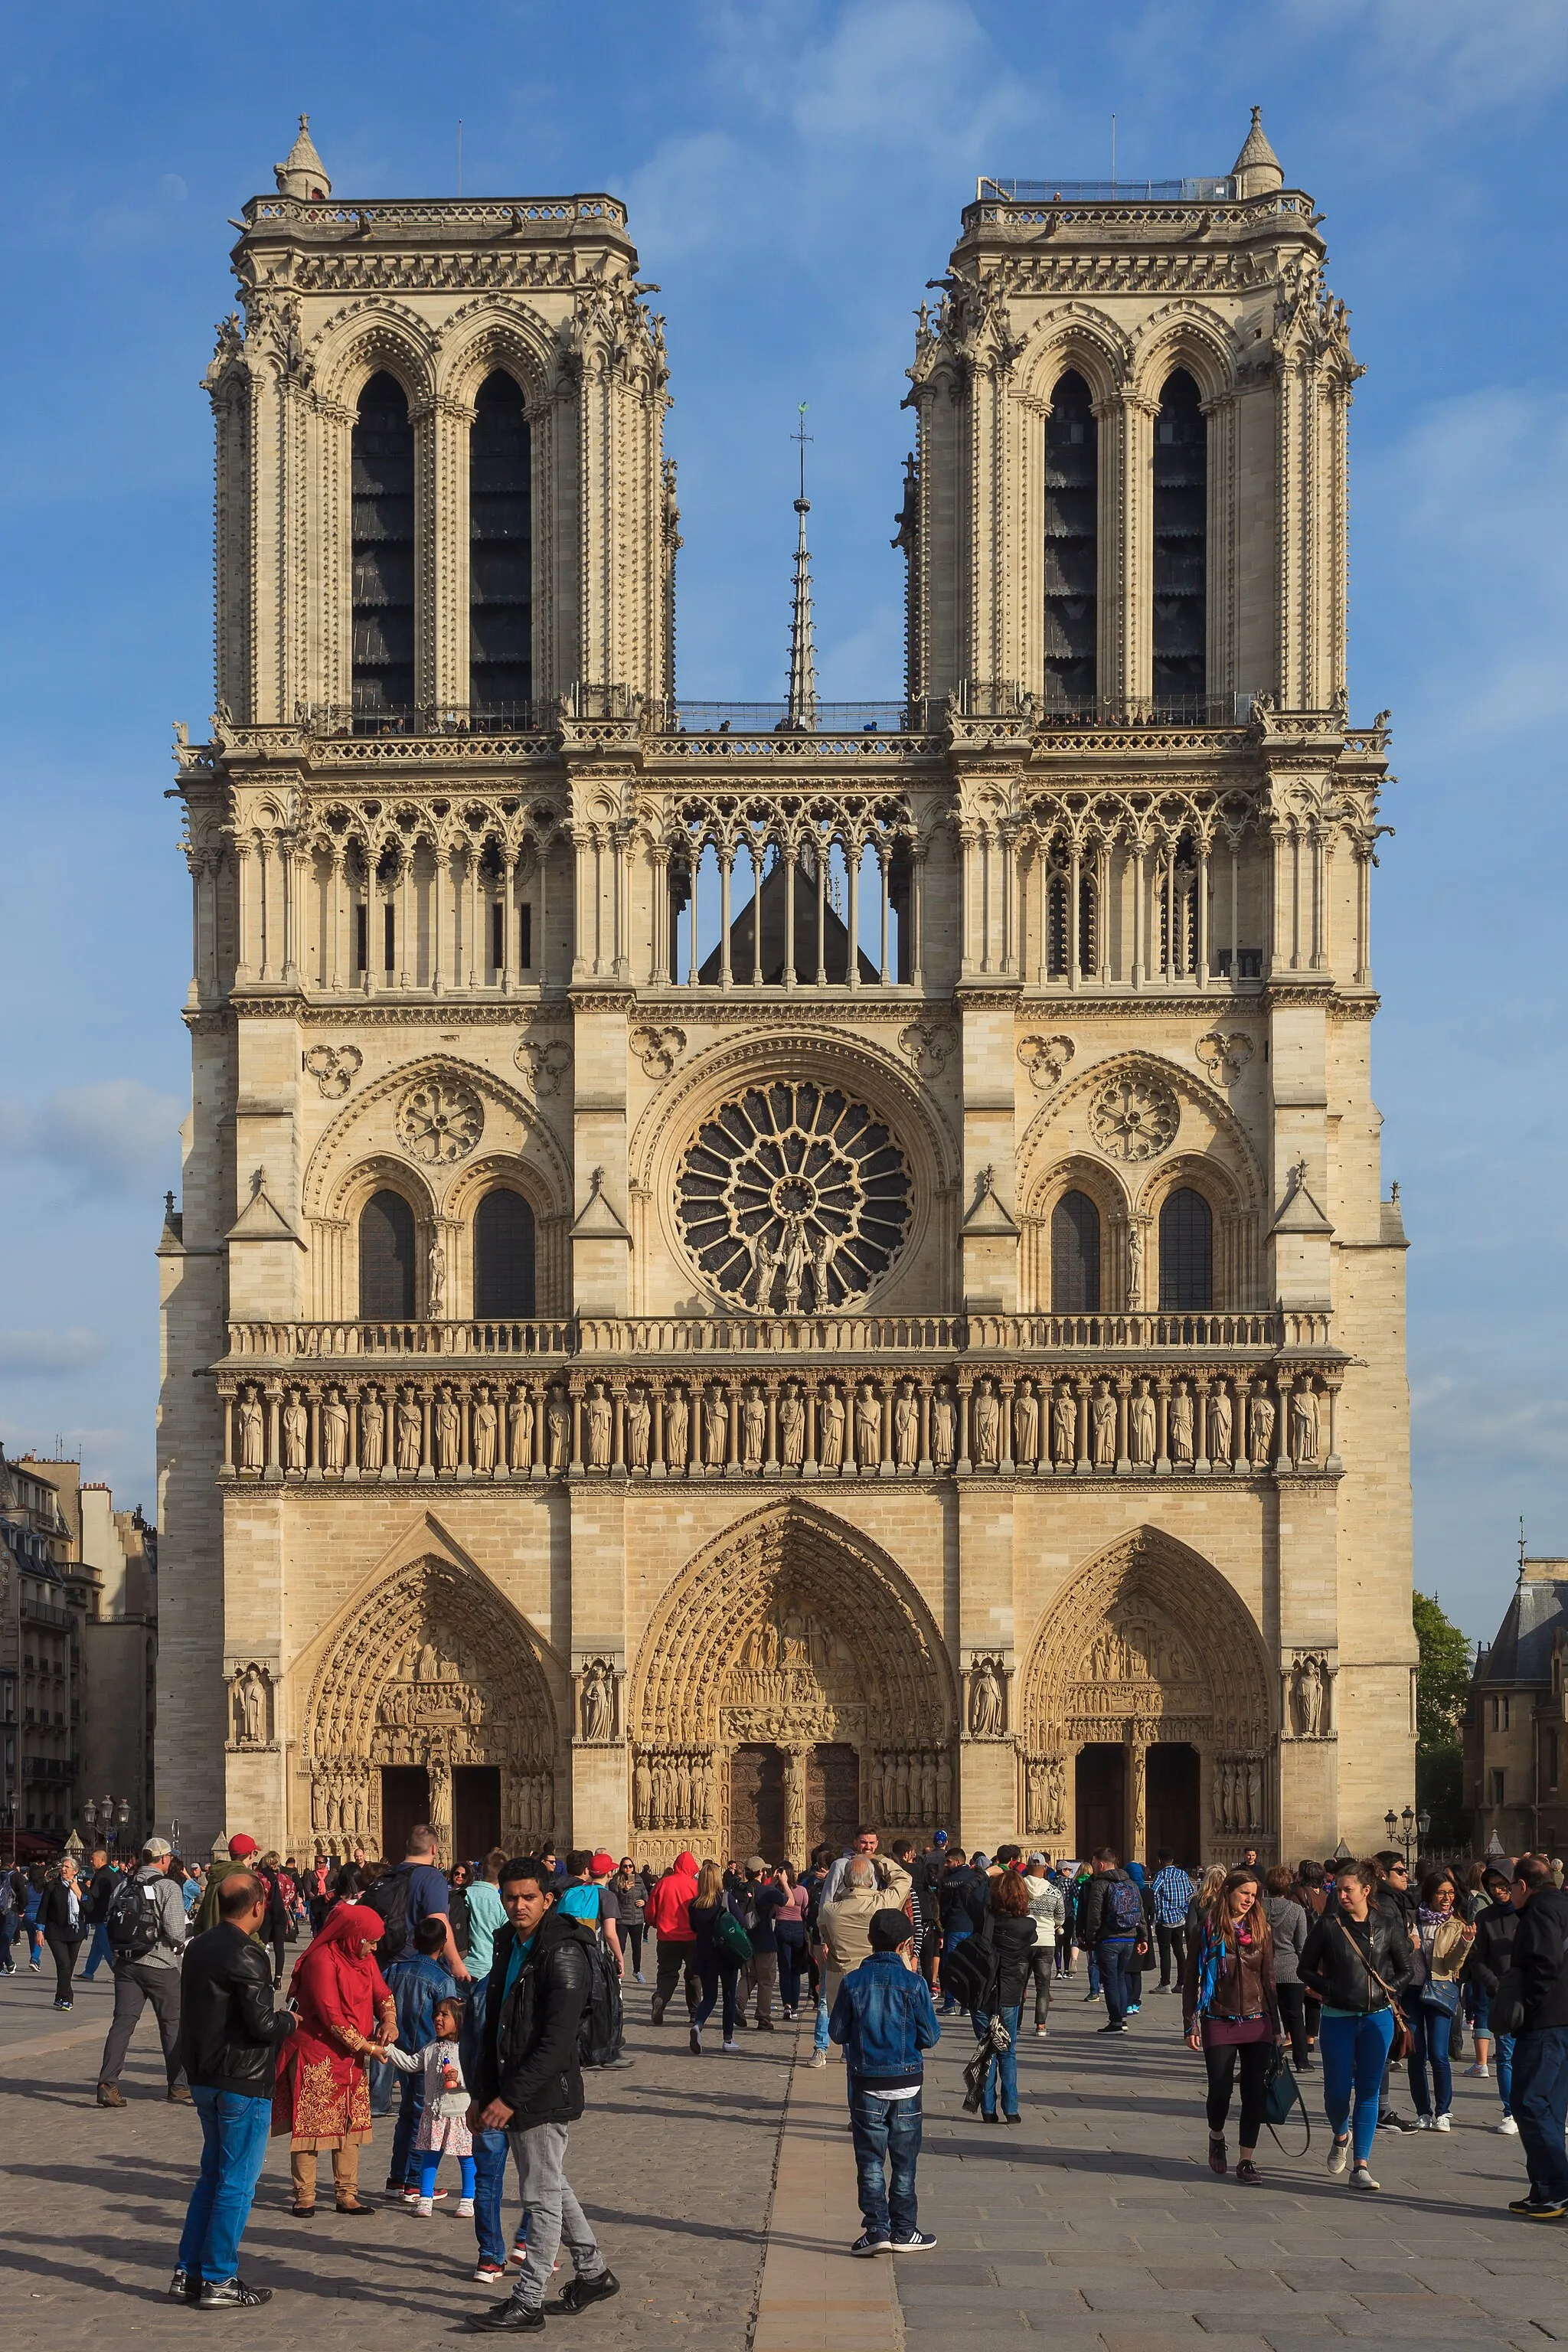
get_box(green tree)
[1413,1589,1473,1847]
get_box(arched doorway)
[629,1501,957,1866]
[1019,1528,1273,1868]
[302,1553,560,1861]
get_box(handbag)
[1336,1916,1412,2060]
[1422,1975,1460,2018]
[941,1916,999,2014]
[1261,2040,1310,2156]
[715,1907,753,1966]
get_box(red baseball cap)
[591,1851,616,1877]
[227,1834,259,1859]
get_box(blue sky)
[1,2,1563,1642]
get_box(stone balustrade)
[217,1355,1342,1484]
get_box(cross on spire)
[786,403,818,731]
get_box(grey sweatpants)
[505,2120,607,2310]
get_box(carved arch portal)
[629,1501,957,1865]
[303,1553,560,1859]
[1018,1527,1275,1863]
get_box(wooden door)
[808,1743,861,1860]
[730,1744,786,1863]
[379,1765,430,1863]
[1074,1743,1125,1858]
[1146,1743,1200,1870]
[453,1765,501,1864]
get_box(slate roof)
[1476,1564,1568,1686]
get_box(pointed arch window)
[1152,368,1206,708]
[1158,1186,1213,1310]
[1044,370,1097,705]
[359,1188,416,1320]
[473,1187,536,1319]
[1051,1190,1101,1312]
[470,372,532,717]
[351,373,416,720]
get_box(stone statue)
[586,1383,612,1468]
[626,1387,651,1471]
[1091,1385,1116,1467]
[893,1383,918,1469]
[237,1387,264,1472]
[819,1387,845,1471]
[234,1668,266,1746]
[784,1749,807,1858]
[780,1386,805,1469]
[742,1387,766,1470]
[1291,1382,1319,1465]
[1129,1385,1156,1465]
[936,1753,952,1819]
[780,1215,809,1314]
[1169,1384,1194,1466]
[1013,1382,1038,1466]
[282,1387,308,1474]
[972,1380,1000,1467]
[1246,1756,1263,1830]
[969,1658,1004,1738]
[580,1661,612,1743]
[1126,1220,1143,1309]
[472,1385,498,1474]
[1291,1654,1325,1739]
[320,1387,348,1473]
[704,1387,730,1470]
[1209,1382,1233,1465]
[395,1391,421,1472]
[665,1388,689,1471]
[920,1755,936,1818]
[426,1232,446,1318]
[751,1227,780,1312]
[854,1383,881,1468]
[675,1754,692,1822]
[547,1388,569,1471]
[435,1384,460,1472]
[1249,1387,1276,1467]
[508,1388,534,1472]
[633,1755,652,1826]
[360,1389,385,1472]
[931,1383,956,1469]
[808,1225,833,1310]
[1052,1385,1076,1468]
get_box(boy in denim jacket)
[828,1908,941,2254]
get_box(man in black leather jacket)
[169,1871,296,2310]
[466,1857,620,2334]
[1508,1854,1568,2216]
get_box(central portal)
[729,1740,861,1864]
[1146,1743,1200,1866]
[1075,1743,1125,1857]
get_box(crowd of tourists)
[6,1823,1568,2311]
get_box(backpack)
[731,1882,759,1933]
[361,1867,412,1962]
[940,1919,998,2013]
[105,1873,162,1961]
[716,1906,754,1965]
[576,1931,625,2067]
[1104,1877,1145,1937]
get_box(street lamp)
[115,1798,130,1851]
[83,1797,98,1844]
[1383,1805,1429,1869]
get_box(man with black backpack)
[364,1823,470,1984]
[1077,1847,1151,2034]
[466,1857,620,2334]
[95,1837,191,2108]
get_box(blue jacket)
[828,1952,941,2090]
[385,1950,456,2061]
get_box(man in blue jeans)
[1507,1854,1568,2219]
[384,1917,457,2197]
[1078,1847,1149,2034]
[829,1909,940,2255]
[170,1871,297,2308]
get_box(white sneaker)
[1497,2115,1519,2135]
[1327,2134,1351,2175]
[1349,2163,1380,2190]
[721,2039,740,2053]
[1465,2062,1490,2078]
[456,2198,475,2217]
[415,2197,433,2216]
[808,2050,828,2068]
[1434,2112,1452,2132]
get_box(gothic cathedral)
[158,112,1414,1869]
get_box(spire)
[275,114,332,202]
[1230,105,1283,199]
[785,405,818,732]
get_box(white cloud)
[1413,1367,1568,1474]
[1309,0,1568,124]
[0,1078,182,1196]
[0,1328,107,1376]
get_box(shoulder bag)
[1261,2040,1310,2156]
[1336,1916,1412,2060]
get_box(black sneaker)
[168,2269,199,2301]
[547,2272,621,2314]
[890,2230,937,2250]
[850,2233,892,2257]
[1509,2194,1568,2220]
[467,2301,546,2332]
[1097,2021,1128,2034]
[1380,2109,1416,2134]
[197,2279,273,2308]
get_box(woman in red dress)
[273,1901,396,2216]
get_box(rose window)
[675,1083,913,1312]
[397,1078,484,1165]
[1089,1070,1179,1162]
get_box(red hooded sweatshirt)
[644,1852,699,1942]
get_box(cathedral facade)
[158,112,1414,1870]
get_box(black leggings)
[1204,2034,1271,2148]
[621,1923,644,1971]
[1276,1982,1309,2066]
[44,1929,81,2004]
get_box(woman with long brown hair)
[687,1859,743,2056]
[273,1903,396,2216]
[1181,1867,1282,2184]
